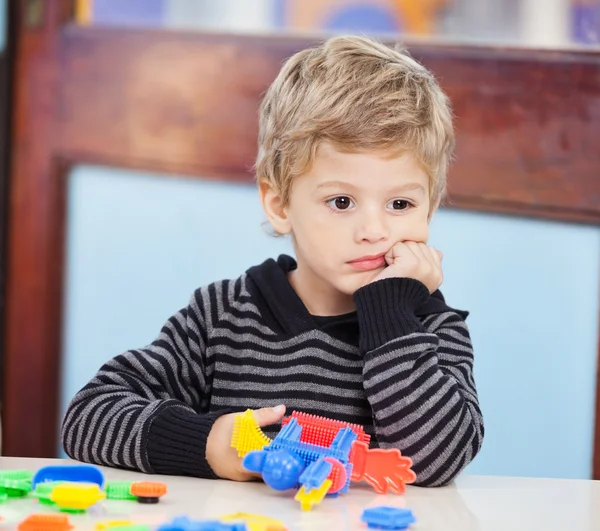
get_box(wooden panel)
[0,48,13,426]
[2,0,72,456]
[55,28,600,223]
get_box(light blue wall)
[0,0,5,51]
[60,167,293,423]
[60,166,600,479]
[428,211,600,478]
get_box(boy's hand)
[372,241,443,293]
[206,405,286,481]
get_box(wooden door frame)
[3,1,600,478]
[0,0,16,442]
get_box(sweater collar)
[246,255,316,336]
[246,254,467,335]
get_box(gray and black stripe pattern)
[62,255,483,487]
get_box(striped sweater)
[62,254,484,486]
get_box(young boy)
[62,35,483,487]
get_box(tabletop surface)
[0,457,598,531]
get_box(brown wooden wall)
[3,0,600,477]
[0,0,16,437]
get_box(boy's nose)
[354,214,389,243]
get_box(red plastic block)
[281,411,370,448]
[350,441,416,495]
[323,457,347,494]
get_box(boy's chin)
[335,270,383,295]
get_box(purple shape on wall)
[572,3,600,44]
[93,0,166,27]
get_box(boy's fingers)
[428,246,443,266]
[253,404,286,427]
[404,241,425,261]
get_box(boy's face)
[261,142,432,313]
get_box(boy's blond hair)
[255,35,454,210]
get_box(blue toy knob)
[244,449,305,491]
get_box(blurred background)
[77,0,600,48]
[0,0,599,488]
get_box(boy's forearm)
[61,296,220,477]
[146,405,228,478]
[362,337,483,486]
[62,380,226,478]
[354,279,484,486]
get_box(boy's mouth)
[347,253,386,271]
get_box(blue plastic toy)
[298,456,332,492]
[157,516,246,531]
[243,417,356,495]
[244,448,305,491]
[31,465,105,489]
[361,506,416,530]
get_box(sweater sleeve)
[61,288,228,479]
[353,278,484,487]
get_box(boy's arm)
[354,278,484,487]
[61,288,227,478]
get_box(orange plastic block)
[281,411,371,447]
[130,481,167,503]
[18,514,73,531]
[349,441,416,494]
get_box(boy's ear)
[259,180,292,235]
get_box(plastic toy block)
[18,514,73,531]
[130,481,167,503]
[361,506,416,530]
[103,526,150,531]
[195,524,246,531]
[51,482,105,512]
[294,479,332,511]
[220,513,288,531]
[158,516,201,531]
[231,410,272,458]
[32,465,104,490]
[0,477,31,497]
[158,517,247,531]
[323,457,347,494]
[105,481,137,501]
[330,428,358,456]
[0,491,7,503]
[243,449,305,491]
[268,419,356,465]
[244,417,360,505]
[95,521,134,531]
[282,411,371,447]
[0,470,34,482]
[34,481,66,504]
[350,442,416,495]
[298,456,332,492]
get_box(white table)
[0,457,599,530]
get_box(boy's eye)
[327,196,355,211]
[387,199,412,211]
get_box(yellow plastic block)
[221,512,287,531]
[96,522,134,531]
[51,483,105,511]
[294,479,332,512]
[231,409,272,457]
